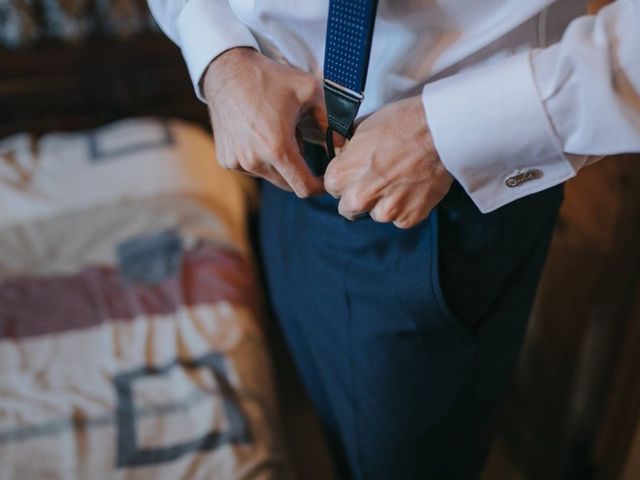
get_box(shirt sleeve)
[422,0,640,213]
[147,0,260,101]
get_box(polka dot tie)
[324,0,378,94]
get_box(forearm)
[422,0,640,213]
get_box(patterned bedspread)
[0,118,291,479]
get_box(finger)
[307,82,329,134]
[369,197,400,224]
[393,216,421,230]
[393,199,434,229]
[295,128,305,156]
[323,154,348,198]
[237,156,292,191]
[338,186,378,220]
[331,130,348,151]
[260,166,293,192]
[352,112,372,131]
[271,139,325,197]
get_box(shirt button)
[505,169,543,188]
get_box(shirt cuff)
[176,0,260,102]
[422,52,576,213]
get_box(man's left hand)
[324,95,454,229]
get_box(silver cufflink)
[505,169,543,188]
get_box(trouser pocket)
[430,185,504,335]
[431,181,565,336]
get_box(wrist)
[201,47,258,102]
[410,95,442,167]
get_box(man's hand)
[203,47,327,197]
[324,96,454,229]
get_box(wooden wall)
[483,3,640,477]
[623,419,640,480]
[483,155,640,480]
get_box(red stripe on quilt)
[0,244,259,339]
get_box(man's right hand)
[202,47,328,197]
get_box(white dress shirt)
[148,0,640,212]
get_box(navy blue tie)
[323,0,379,159]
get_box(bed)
[0,116,293,479]
[0,4,294,478]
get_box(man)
[149,1,639,478]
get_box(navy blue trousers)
[258,143,563,479]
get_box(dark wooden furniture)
[0,33,208,137]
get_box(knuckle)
[288,170,315,198]
[324,168,341,195]
[394,218,415,229]
[338,200,352,219]
[240,156,264,174]
[349,188,369,210]
[223,159,240,171]
[308,79,323,99]
[294,183,313,198]
[298,75,320,100]
[380,201,399,221]
[373,207,395,223]
[339,192,355,211]
[291,175,315,199]
[217,152,236,171]
[266,142,289,162]
[340,194,360,216]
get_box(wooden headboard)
[0,33,208,138]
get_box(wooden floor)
[267,320,338,480]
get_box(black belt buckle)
[323,79,363,159]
